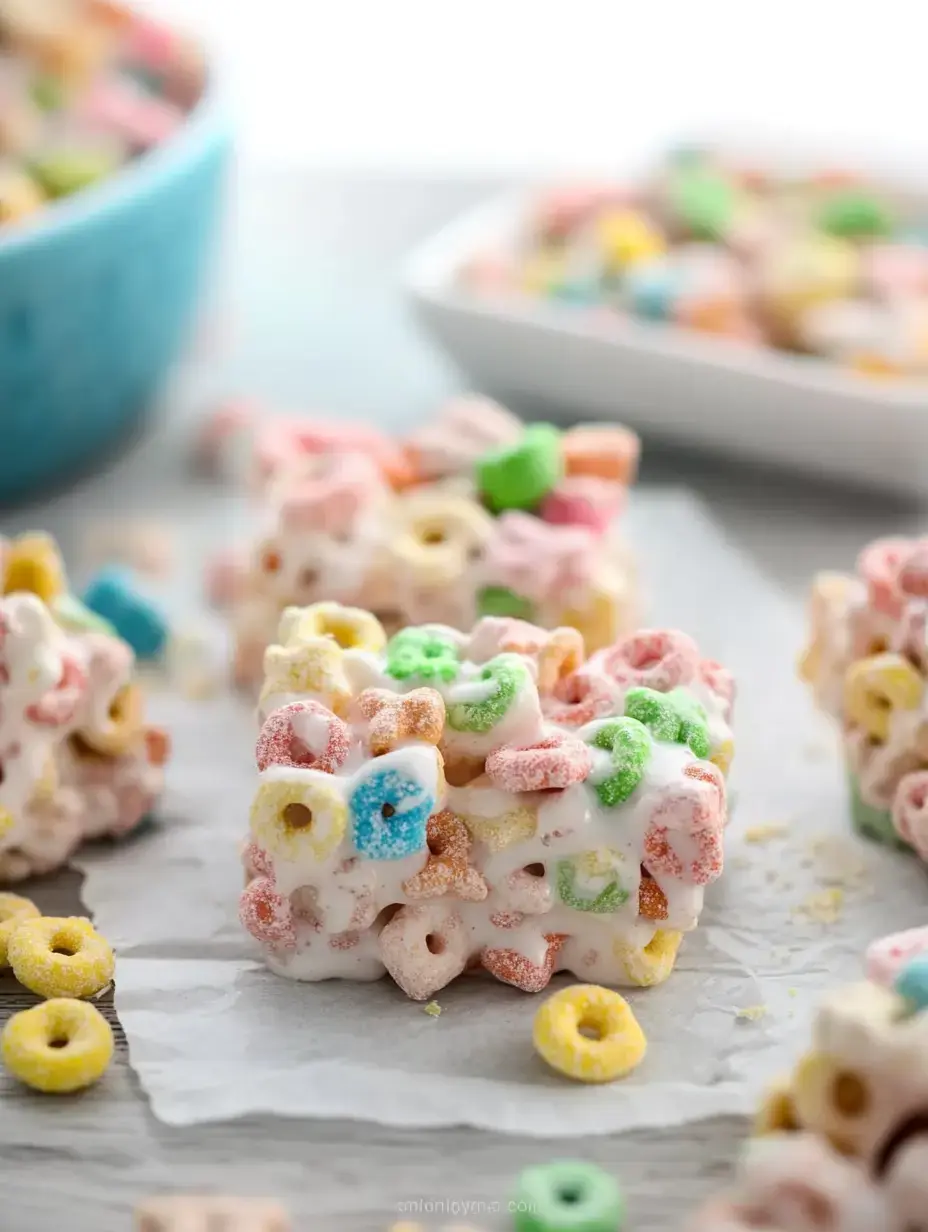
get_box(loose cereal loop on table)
[8,916,114,999]
[256,700,351,775]
[0,892,40,966]
[379,902,469,1000]
[614,929,682,987]
[481,932,566,993]
[485,732,592,793]
[1,998,113,1093]
[348,751,438,860]
[844,652,923,741]
[542,666,617,727]
[239,876,296,949]
[356,687,445,756]
[892,770,928,860]
[250,774,347,865]
[533,983,647,1083]
[75,682,143,756]
[594,628,699,692]
[402,809,487,902]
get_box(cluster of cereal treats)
[0,534,169,881]
[240,603,735,999]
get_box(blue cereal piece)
[349,763,434,860]
[81,567,168,660]
[895,953,928,1013]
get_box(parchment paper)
[75,490,928,1131]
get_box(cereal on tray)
[0,530,169,881]
[201,397,640,690]
[239,604,735,999]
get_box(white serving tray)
[405,191,928,494]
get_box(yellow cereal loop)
[597,208,666,269]
[78,684,143,757]
[1,998,113,1093]
[392,496,494,589]
[754,1075,800,1136]
[614,929,682,987]
[0,893,40,967]
[791,1050,866,1156]
[251,776,347,864]
[290,602,386,654]
[2,532,66,603]
[558,582,625,654]
[8,917,114,999]
[260,635,352,716]
[844,653,923,742]
[711,739,734,776]
[533,983,647,1083]
[459,806,537,852]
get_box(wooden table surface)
[1,170,924,1232]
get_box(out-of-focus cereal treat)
[135,1196,291,1231]
[799,537,928,858]
[0,531,168,881]
[690,969,928,1230]
[239,605,735,999]
[202,396,641,690]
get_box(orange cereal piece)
[356,687,445,756]
[562,425,640,486]
[537,626,585,694]
[402,809,488,902]
[144,728,171,768]
[481,932,566,992]
[638,873,669,920]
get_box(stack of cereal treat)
[800,536,928,857]
[239,603,735,999]
[0,532,169,880]
[688,968,928,1230]
[201,397,640,689]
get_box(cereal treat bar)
[240,604,735,998]
[800,537,928,857]
[201,396,639,689]
[689,969,928,1230]
[0,533,169,881]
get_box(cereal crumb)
[794,887,844,924]
[424,1001,442,1018]
[788,988,798,998]
[736,1005,768,1022]
[744,824,791,844]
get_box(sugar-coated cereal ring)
[857,537,913,617]
[239,876,296,949]
[540,476,624,535]
[8,917,114,999]
[556,850,630,913]
[466,615,549,664]
[76,683,143,756]
[349,753,437,860]
[643,765,726,885]
[476,585,537,622]
[356,687,445,756]
[402,809,487,902]
[533,983,646,1083]
[379,903,469,1000]
[503,866,552,914]
[542,666,617,727]
[242,841,272,883]
[614,929,682,987]
[1,999,113,1093]
[562,424,640,486]
[638,872,669,920]
[405,394,523,480]
[624,686,711,758]
[481,932,565,993]
[586,717,652,807]
[483,512,600,605]
[256,700,351,775]
[557,581,627,656]
[0,893,40,967]
[485,733,592,793]
[897,543,928,599]
[285,601,387,655]
[866,925,928,987]
[892,770,928,861]
[391,496,493,588]
[844,653,923,741]
[458,803,537,852]
[595,628,699,692]
[275,450,384,538]
[536,627,585,695]
[2,532,66,603]
[251,774,347,865]
[261,634,351,717]
[446,654,533,734]
[25,654,88,729]
[384,627,461,684]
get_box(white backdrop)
[137,0,925,174]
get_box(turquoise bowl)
[0,86,231,503]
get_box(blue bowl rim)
[0,76,232,259]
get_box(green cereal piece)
[848,771,909,850]
[624,686,710,759]
[476,585,537,622]
[817,191,894,239]
[556,858,629,913]
[31,149,118,199]
[589,717,652,807]
[669,687,711,759]
[476,423,563,513]
[446,654,529,733]
[384,627,460,684]
[513,1161,625,1232]
[31,74,65,112]
[669,168,738,239]
[50,593,117,638]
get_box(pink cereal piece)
[122,15,177,69]
[643,764,726,885]
[898,542,928,600]
[256,700,351,775]
[277,451,384,539]
[402,809,488,902]
[239,877,296,949]
[502,867,552,914]
[481,932,566,992]
[866,924,928,986]
[697,658,736,720]
[542,666,617,726]
[485,733,592,793]
[206,549,250,608]
[539,476,625,535]
[857,537,913,618]
[489,910,525,930]
[467,616,549,663]
[356,687,445,756]
[242,842,272,882]
[892,769,928,860]
[594,628,699,692]
[483,513,600,606]
[378,904,469,1000]
[25,655,87,728]
[80,77,182,149]
[406,395,523,481]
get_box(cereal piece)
[540,476,624,535]
[348,748,439,860]
[445,655,534,734]
[586,718,652,807]
[894,953,928,1013]
[76,682,142,756]
[8,917,113,999]
[543,666,617,727]
[81,567,168,660]
[556,850,630,913]
[866,925,928,986]
[597,208,665,269]
[390,494,493,588]
[256,700,351,775]
[458,802,537,852]
[279,601,386,655]
[3,532,66,602]
[475,424,562,513]
[356,687,445,755]
[423,1000,442,1017]
[624,685,710,758]
[562,425,640,485]
[0,892,40,966]
[379,903,469,1000]
[511,1160,624,1232]
[402,809,487,901]
[891,770,928,859]
[406,394,523,480]
[481,932,565,993]
[637,873,668,920]
[614,929,682,987]
[485,733,592,793]
[818,190,894,239]
[475,586,536,622]
[844,653,923,741]
[135,1195,290,1231]
[384,627,460,684]
[533,983,646,1083]
[593,628,699,692]
[239,875,296,949]
[250,773,348,865]
[1,998,113,1093]
[536,627,585,695]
